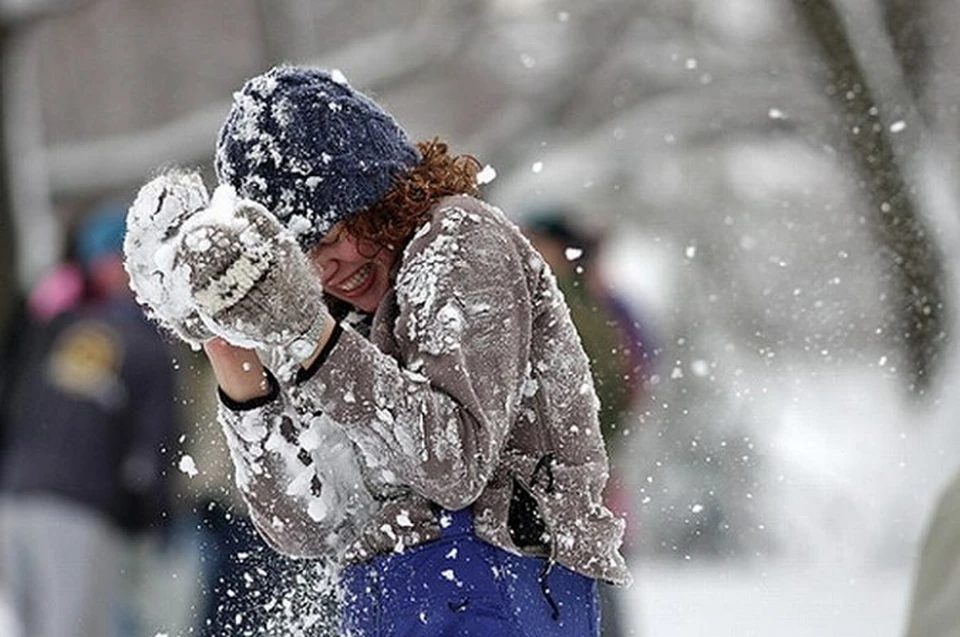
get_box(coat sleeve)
[296,203,534,510]
[216,370,378,559]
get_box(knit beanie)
[215,66,421,252]
[76,203,127,266]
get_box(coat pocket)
[507,453,556,554]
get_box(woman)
[124,65,630,636]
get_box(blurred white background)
[4,0,960,635]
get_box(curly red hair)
[342,138,482,252]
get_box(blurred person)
[0,203,179,637]
[124,65,630,636]
[902,467,960,637]
[524,211,655,637]
[25,261,86,323]
[0,235,85,637]
[0,244,85,452]
[0,256,86,442]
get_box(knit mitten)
[176,185,330,360]
[124,169,215,347]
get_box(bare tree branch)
[44,19,466,197]
[0,0,89,24]
[793,0,949,394]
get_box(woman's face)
[308,223,398,313]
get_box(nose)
[309,248,339,284]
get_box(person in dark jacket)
[0,205,179,637]
[524,212,655,637]
[124,65,630,637]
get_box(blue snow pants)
[340,508,600,636]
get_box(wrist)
[218,368,280,411]
[298,317,338,369]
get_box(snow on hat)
[215,65,421,252]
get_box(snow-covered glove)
[124,169,215,347]
[175,185,331,361]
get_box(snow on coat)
[217,194,631,585]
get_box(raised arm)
[204,337,376,559]
[124,171,374,560]
[294,203,533,510]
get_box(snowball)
[476,165,497,185]
[178,454,199,478]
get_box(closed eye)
[317,225,345,247]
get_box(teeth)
[340,263,371,292]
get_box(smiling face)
[308,222,398,313]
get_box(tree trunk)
[794,0,948,395]
[880,0,930,94]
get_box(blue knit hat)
[215,66,421,252]
[76,203,127,266]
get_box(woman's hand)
[203,337,271,402]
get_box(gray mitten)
[176,185,330,360]
[124,169,215,347]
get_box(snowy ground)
[625,561,912,637]
[0,592,14,637]
[0,561,913,637]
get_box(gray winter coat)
[217,195,631,585]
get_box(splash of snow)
[178,454,198,477]
[476,164,497,185]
